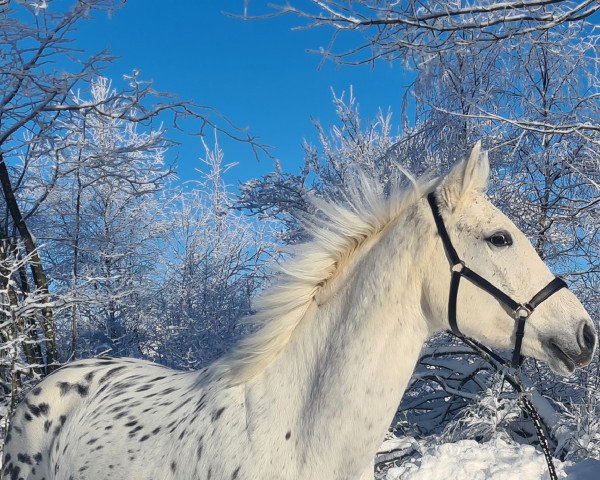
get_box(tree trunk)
[0,153,59,371]
[70,153,83,361]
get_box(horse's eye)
[486,231,513,247]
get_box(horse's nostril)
[580,322,597,353]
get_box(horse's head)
[423,143,597,375]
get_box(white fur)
[4,145,595,480]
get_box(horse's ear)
[438,141,489,211]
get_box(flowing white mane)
[215,172,437,385]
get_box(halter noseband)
[427,192,567,368]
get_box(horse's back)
[2,356,178,480]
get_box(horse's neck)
[244,205,430,478]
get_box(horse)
[3,143,597,480]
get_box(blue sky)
[75,1,410,185]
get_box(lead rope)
[455,335,559,480]
[520,396,558,480]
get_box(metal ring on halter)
[513,304,533,319]
[451,261,466,273]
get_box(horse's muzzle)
[543,319,597,374]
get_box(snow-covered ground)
[382,436,600,480]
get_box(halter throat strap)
[426,192,567,368]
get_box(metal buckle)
[514,304,532,319]
[451,261,466,273]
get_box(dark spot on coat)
[212,406,226,422]
[128,425,143,437]
[58,382,72,396]
[17,453,32,465]
[285,430,291,440]
[8,463,20,480]
[76,383,89,396]
[30,402,50,416]
[99,366,126,384]
[169,397,192,414]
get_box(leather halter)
[427,192,567,368]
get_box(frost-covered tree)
[268,1,599,68]
[138,139,274,369]
[34,77,173,359]
[0,0,267,372]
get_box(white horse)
[3,144,596,480]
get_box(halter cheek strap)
[427,192,567,368]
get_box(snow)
[384,436,600,480]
